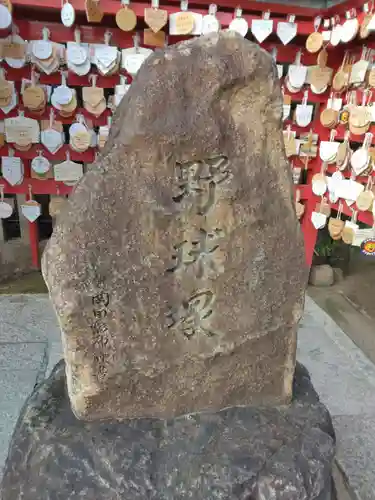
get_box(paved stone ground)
[1,293,375,499]
[0,294,62,474]
[299,296,375,500]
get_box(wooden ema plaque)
[85,0,103,23]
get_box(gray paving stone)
[0,342,47,371]
[0,295,60,344]
[333,415,375,500]
[298,296,375,418]
[0,370,40,478]
[0,370,39,411]
[46,341,63,378]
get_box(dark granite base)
[0,362,335,500]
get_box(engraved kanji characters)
[167,228,224,278]
[173,156,231,215]
[91,291,110,379]
[167,155,232,339]
[92,291,109,308]
[167,290,216,339]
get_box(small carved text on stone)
[91,291,110,379]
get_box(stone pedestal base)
[1,362,335,500]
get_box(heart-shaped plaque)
[21,200,41,222]
[41,128,64,154]
[251,19,273,43]
[296,104,313,127]
[311,211,327,229]
[277,21,297,45]
[144,7,168,33]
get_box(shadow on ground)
[0,272,47,295]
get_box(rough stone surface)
[309,265,334,287]
[42,32,307,421]
[1,361,335,500]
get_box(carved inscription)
[173,156,231,215]
[167,228,224,278]
[167,290,216,339]
[167,155,231,339]
[91,292,110,379]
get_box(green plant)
[314,236,339,258]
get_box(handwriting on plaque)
[167,290,216,339]
[173,156,231,215]
[167,228,224,278]
[91,291,110,379]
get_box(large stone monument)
[1,32,335,499]
[45,30,306,422]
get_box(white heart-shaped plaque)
[277,21,297,45]
[319,141,339,163]
[41,129,64,154]
[96,46,117,69]
[351,149,369,174]
[21,201,41,222]
[2,157,23,186]
[124,53,148,76]
[251,19,273,43]
[288,64,307,88]
[311,211,327,229]
[295,104,313,127]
